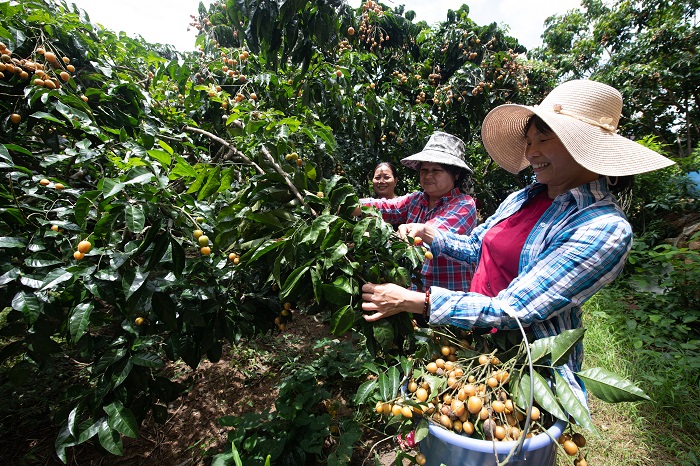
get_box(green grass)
[556,290,700,466]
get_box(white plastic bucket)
[419,418,567,466]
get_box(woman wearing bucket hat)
[360,79,674,405]
[356,131,478,293]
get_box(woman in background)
[356,131,477,293]
[371,162,398,199]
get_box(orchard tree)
[0,0,557,463]
[534,0,700,157]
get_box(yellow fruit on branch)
[198,235,209,246]
[77,240,92,253]
[73,251,85,260]
[10,113,21,124]
[193,229,203,239]
[134,317,145,326]
[200,246,211,255]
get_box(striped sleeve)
[429,210,632,329]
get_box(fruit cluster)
[274,302,294,331]
[411,236,433,260]
[193,229,211,255]
[73,240,91,261]
[0,42,78,91]
[357,1,390,53]
[375,332,590,464]
[284,152,304,167]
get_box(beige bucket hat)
[401,131,473,174]
[481,79,675,176]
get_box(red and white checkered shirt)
[361,189,477,291]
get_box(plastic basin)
[419,418,567,466]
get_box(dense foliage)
[0,0,698,464]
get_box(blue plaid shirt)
[428,178,632,406]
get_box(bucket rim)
[425,418,567,454]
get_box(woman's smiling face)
[372,165,397,198]
[525,123,598,198]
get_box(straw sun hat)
[481,79,675,176]
[401,131,474,174]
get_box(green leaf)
[198,166,222,199]
[353,379,377,404]
[73,191,101,227]
[576,367,651,403]
[40,270,75,292]
[30,111,66,125]
[11,291,41,325]
[279,265,310,301]
[123,267,147,301]
[76,418,101,444]
[321,282,351,306]
[147,149,172,168]
[0,237,28,248]
[97,419,123,455]
[550,328,585,366]
[102,178,126,198]
[125,205,146,233]
[69,302,94,342]
[373,320,394,353]
[144,233,170,272]
[414,416,429,442]
[94,212,116,237]
[529,336,555,364]
[330,305,355,335]
[378,366,400,401]
[157,139,174,155]
[530,370,568,422]
[131,352,164,368]
[553,371,595,432]
[112,360,133,389]
[170,237,185,278]
[244,239,285,263]
[55,424,77,463]
[104,400,139,438]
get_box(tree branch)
[183,126,264,174]
[260,145,317,217]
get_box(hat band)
[544,103,617,133]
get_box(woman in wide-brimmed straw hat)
[360,80,674,406]
[356,132,478,293]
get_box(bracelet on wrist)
[422,288,431,320]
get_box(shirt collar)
[525,178,612,208]
[419,188,463,207]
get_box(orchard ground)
[0,309,666,466]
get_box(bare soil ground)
[0,314,406,466]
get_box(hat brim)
[401,150,473,174]
[481,104,675,176]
